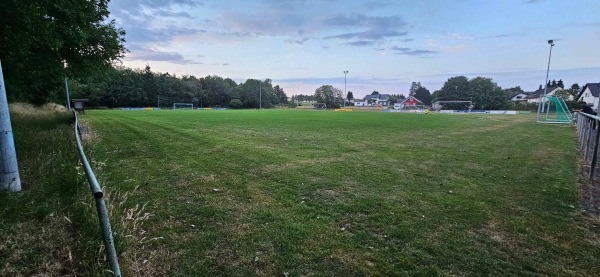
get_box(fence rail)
[575,112,600,180]
[73,112,121,276]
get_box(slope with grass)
[80,110,599,276]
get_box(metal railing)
[575,112,600,180]
[74,112,121,276]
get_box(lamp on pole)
[540,40,555,113]
[343,70,348,107]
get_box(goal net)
[173,103,194,110]
[312,103,327,110]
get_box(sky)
[108,0,600,99]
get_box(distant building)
[394,96,423,109]
[525,86,567,103]
[576,83,600,110]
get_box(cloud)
[323,14,408,40]
[125,46,199,65]
[362,1,392,11]
[390,46,438,56]
[346,40,378,46]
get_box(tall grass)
[0,104,152,276]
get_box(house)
[525,86,568,103]
[356,94,391,106]
[576,83,600,110]
[509,91,529,103]
[394,96,423,109]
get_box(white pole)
[343,70,348,107]
[0,59,21,193]
[541,40,554,113]
[259,81,262,109]
[65,77,71,112]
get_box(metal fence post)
[0,60,21,193]
[590,123,600,180]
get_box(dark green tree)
[314,85,343,108]
[347,91,354,101]
[469,77,507,110]
[409,81,422,96]
[413,87,432,105]
[0,0,126,104]
[371,91,380,95]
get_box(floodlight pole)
[343,70,348,107]
[541,40,554,113]
[0,59,21,193]
[259,81,262,109]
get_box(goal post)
[432,101,472,111]
[173,103,194,110]
[312,103,327,110]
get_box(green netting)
[537,96,572,124]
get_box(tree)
[551,80,557,87]
[314,85,343,108]
[229,99,243,109]
[413,87,432,105]
[568,83,580,97]
[435,76,508,110]
[557,79,564,89]
[347,91,354,101]
[371,91,380,95]
[554,89,572,100]
[0,0,126,104]
[409,81,422,96]
[469,77,507,110]
[434,76,470,108]
[273,85,288,104]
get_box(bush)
[229,99,243,109]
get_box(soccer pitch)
[83,109,599,276]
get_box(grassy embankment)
[0,104,147,276]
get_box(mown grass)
[27,109,600,276]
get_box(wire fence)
[73,112,121,276]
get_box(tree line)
[71,65,288,108]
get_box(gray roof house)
[576,83,600,110]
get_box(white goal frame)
[173,103,194,110]
[432,101,472,111]
[312,103,327,110]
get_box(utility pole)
[0,60,21,193]
[343,70,348,107]
[259,81,262,109]
[540,40,555,113]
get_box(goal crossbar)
[173,103,194,110]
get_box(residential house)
[509,91,529,103]
[394,96,423,109]
[525,86,568,103]
[356,94,391,106]
[576,83,600,110]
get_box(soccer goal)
[173,103,194,110]
[312,103,327,110]
[537,96,572,124]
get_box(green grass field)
[75,109,599,276]
[5,108,599,276]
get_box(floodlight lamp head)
[547,39,554,45]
